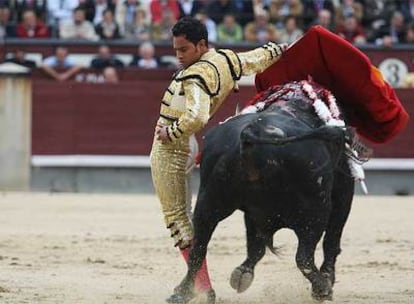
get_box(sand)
[0,193,413,304]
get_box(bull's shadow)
[176,80,366,303]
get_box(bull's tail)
[241,125,348,146]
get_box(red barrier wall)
[32,74,412,158]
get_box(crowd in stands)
[1,0,413,45]
[1,0,414,86]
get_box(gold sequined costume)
[150,42,285,248]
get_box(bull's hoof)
[311,277,333,302]
[230,265,254,293]
[167,289,216,304]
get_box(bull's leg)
[320,174,354,291]
[230,213,266,293]
[295,229,333,301]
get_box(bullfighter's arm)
[166,79,210,142]
[238,42,287,75]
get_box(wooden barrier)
[31,69,413,158]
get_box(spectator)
[335,0,363,27]
[361,0,398,38]
[130,41,159,69]
[150,0,180,24]
[59,7,99,40]
[77,0,96,23]
[102,66,119,83]
[91,0,115,25]
[244,9,279,43]
[90,45,124,69]
[399,0,414,23]
[46,0,79,30]
[302,0,336,29]
[374,11,406,46]
[95,8,121,39]
[235,0,256,26]
[405,21,414,44]
[195,9,217,43]
[178,0,205,18]
[4,50,36,68]
[151,9,175,42]
[123,8,151,41]
[12,0,47,23]
[217,13,243,43]
[41,46,82,81]
[335,14,366,44]
[269,0,303,29]
[279,15,303,44]
[115,0,149,35]
[0,7,16,38]
[310,8,335,32]
[16,9,50,38]
[207,0,239,24]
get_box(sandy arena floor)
[0,193,413,304]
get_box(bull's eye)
[264,125,285,137]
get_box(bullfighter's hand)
[155,125,170,143]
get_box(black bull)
[177,84,356,302]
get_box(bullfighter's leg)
[175,191,235,303]
[295,228,333,301]
[230,213,266,293]
[320,171,354,290]
[151,138,214,303]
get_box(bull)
[174,80,367,303]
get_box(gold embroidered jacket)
[158,42,284,142]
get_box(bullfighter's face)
[173,35,205,68]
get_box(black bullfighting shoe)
[166,289,216,304]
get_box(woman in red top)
[16,10,50,38]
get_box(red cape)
[255,26,409,143]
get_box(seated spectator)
[399,0,414,23]
[178,0,205,18]
[373,11,406,46]
[361,0,398,41]
[102,66,119,83]
[244,9,279,43]
[207,0,238,24]
[41,46,82,81]
[46,0,79,31]
[269,0,303,29]
[302,0,336,30]
[12,0,47,23]
[217,13,243,43]
[90,45,125,69]
[279,15,303,44]
[130,42,160,69]
[59,7,99,41]
[4,50,36,68]
[16,9,50,38]
[335,14,366,45]
[151,10,175,42]
[95,8,121,40]
[0,7,16,38]
[123,8,151,41]
[335,0,363,28]
[310,8,335,32]
[195,9,217,43]
[89,0,116,25]
[116,0,150,36]
[150,0,180,24]
[405,22,414,44]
